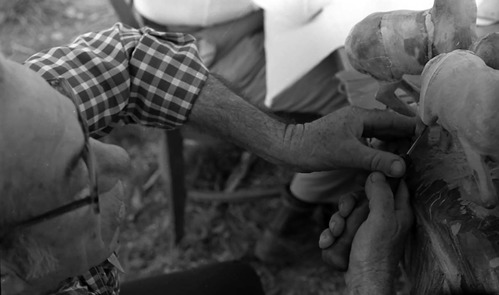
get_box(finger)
[365,172,395,215]
[395,180,414,229]
[321,199,369,271]
[371,138,412,155]
[319,228,335,249]
[350,143,407,177]
[330,212,345,237]
[358,108,416,140]
[338,193,358,217]
[394,179,410,211]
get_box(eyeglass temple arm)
[15,196,95,230]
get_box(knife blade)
[388,125,429,192]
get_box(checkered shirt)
[23,23,208,294]
[25,22,209,138]
[50,256,120,295]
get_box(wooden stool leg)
[158,129,186,244]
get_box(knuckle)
[369,152,384,171]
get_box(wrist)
[279,122,313,171]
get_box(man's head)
[0,53,130,294]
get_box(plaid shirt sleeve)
[24,23,209,138]
[50,256,121,295]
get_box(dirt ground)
[0,1,348,294]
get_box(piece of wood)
[344,0,477,116]
[341,4,499,293]
[418,50,499,208]
[342,64,499,294]
[404,126,499,294]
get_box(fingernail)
[390,160,404,176]
[319,232,333,248]
[370,172,385,183]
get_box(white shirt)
[133,0,259,27]
[261,0,435,111]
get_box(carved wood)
[405,126,499,294]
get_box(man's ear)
[90,139,131,193]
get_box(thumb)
[364,172,395,217]
[394,180,414,229]
[353,143,407,177]
[394,179,410,211]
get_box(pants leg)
[119,261,265,295]
[290,170,367,204]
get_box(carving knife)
[400,125,429,169]
[388,124,429,192]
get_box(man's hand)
[189,75,415,176]
[294,106,416,177]
[344,172,414,294]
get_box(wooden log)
[405,125,499,294]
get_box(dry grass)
[1,1,348,294]
[0,0,117,62]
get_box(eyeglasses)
[0,77,100,242]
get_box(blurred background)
[0,1,349,294]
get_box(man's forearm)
[188,74,416,175]
[188,74,307,170]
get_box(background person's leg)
[120,261,265,295]
[255,170,366,264]
[290,170,365,204]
